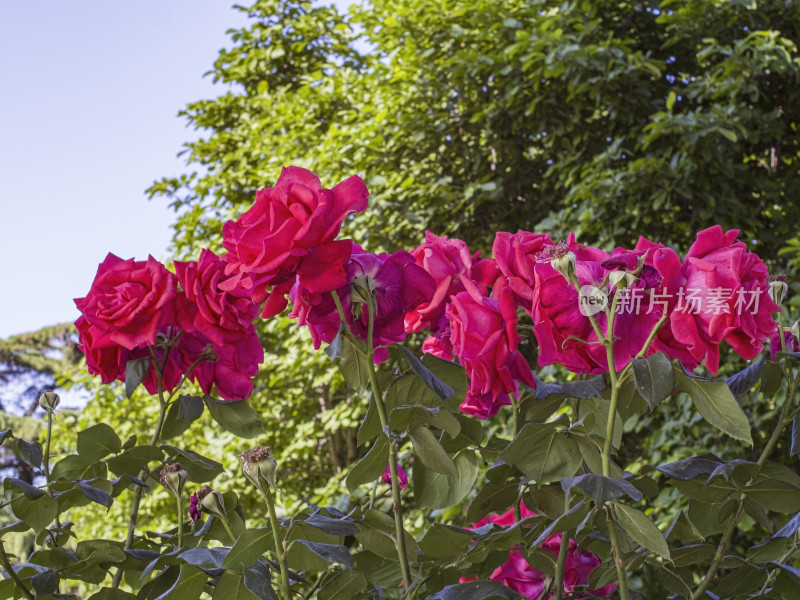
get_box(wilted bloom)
[189,485,212,523]
[160,463,188,497]
[240,446,278,494]
[381,463,408,489]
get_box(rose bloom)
[74,254,185,393]
[404,231,498,335]
[75,253,179,351]
[447,279,535,419]
[220,167,369,318]
[492,230,555,313]
[462,505,614,599]
[636,226,779,373]
[531,235,662,374]
[380,463,408,489]
[290,248,435,363]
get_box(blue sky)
[0,1,250,338]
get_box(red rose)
[636,226,779,373]
[492,230,554,312]
[220,167,369,317]
[447,279,535,419]
[404,232,495,334]
[75,253,178,350]
[532,235,662,374]
[175,249,260,347]
[462,505,614,599]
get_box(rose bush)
[8,167,799,600]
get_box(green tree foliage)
[149,0,800,258]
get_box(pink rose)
[492,230,554,312]
[175,249,260,347]
[74,254,185,393]
[531,235,662,374]
[404,232,497,334]
[462,505,614,599]
[380,463,408,489]
[770,330,800,361]
[220,167,369,317]
[75,253,178,350]
[636,226,779,373]
[447,279,535,419]
[176,332,262,400]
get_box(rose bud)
[199,487,229,521]
[792,320,800,344]
[536,241,576,281]
[189,485,212,523]
[240,446,278,495]
[38,391,60,413]
[769,275,789,305]
[159,463,188,497]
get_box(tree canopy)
[149,0,800,261]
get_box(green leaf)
[212,572,259,600]
[665,511,704,543]
[396,345,454,399]
[666,90,676,111]
[467,480,519,523]
[30,570,59,596]
[318,570,367,600]
[717,563,765,598]
[792,412,800,459]
[203,396,264,439]
[88,588,138,600]
[161,444,224,482]
[419,524,474,560]
[346,435,389,492]
[410,425,457,477]
[427,581,525,600]
[243,561,278,600]
[760,360,783,398]
[0,429,11,444]
[528,500,591,547]
[413,449,479,509]
[631,352,674,410]
[674,369,752,444]
[105,445,164,477]
[222,527,273,570]
[295,540,353,568]
[499,422,581,483]
[15,438,43,468]
[154,564,207,600]
[656,455,721,480]
[5,477,45,500]
[125,357,150,399]
[744,479,800,513]
[336,336,371,394]
[670,544,715,567]
[11,493,57,534]
[78,423,122,462]
[726,355,765,398]
[561,473,643,506]
[389,405,460,438]
[613,501,670,559]
[162,395,205,440]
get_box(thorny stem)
[42,408,62,544]
[0,541,34,600]
[175,495,184,549]
[606,506,632,600]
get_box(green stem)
[262,486,291,600]
[112,391,169,589]
[176,494,184,548]
[42,409,62,544]
[691,370,800,599]
[551,493,571,600]
[365,299,413,590]
[606,506,631,600]
[0,541,34,600]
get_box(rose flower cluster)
[75,167,783,600]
